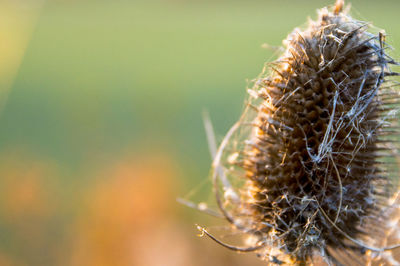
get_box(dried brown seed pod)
[200,0,400,265]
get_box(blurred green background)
[0,0,399,265]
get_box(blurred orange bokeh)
[68,153,179,266]
[0,149,265,266]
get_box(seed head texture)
[205,1,400,265]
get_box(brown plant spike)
[204,1,400,265]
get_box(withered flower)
[199,1,400,264]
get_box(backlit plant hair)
[196,0,400,264]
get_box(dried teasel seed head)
[206,1,400,265]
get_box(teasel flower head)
[198,0,400,264]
